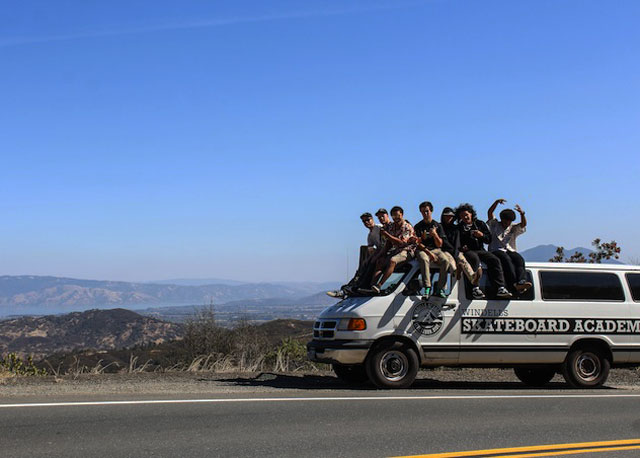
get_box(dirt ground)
[1,367,639,398]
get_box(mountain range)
[520,244,590,262]
[519,244,621,263]
[0,244,624,316]
[0,275,340,316]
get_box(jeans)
[463,250,506,289]
[342,246,380,291]
[492,250,526,287]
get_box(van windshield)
[378,270,408,293]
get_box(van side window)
[626,273,640,301]
[540,271,624,301]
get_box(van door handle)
[443,303,458,310]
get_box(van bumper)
[307,339,373,365]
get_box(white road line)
[2,393,640,408]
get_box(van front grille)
[313,320,338,340]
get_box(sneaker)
[514,280,532,293]
[472,266,483,285]
[496,287,513,299]
[326,290,345,298]
[472,287,485,299]
[357,286,380,295]
[432,289,447,299]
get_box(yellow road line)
[393,438,640,458]
[496,444,640,457]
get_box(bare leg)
[376,260,396,288]
[370,257,388,287]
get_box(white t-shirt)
[368,225,383,249]
[488,218,525,252]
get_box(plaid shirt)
[386,220,416,253]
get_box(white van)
[307,261,640,389]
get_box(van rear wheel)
[514,367,556,387]
[562,346,610,388]
[332,363,369,384]
[365,341,418,389]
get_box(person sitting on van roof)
[456,203,512,299]
[487,199,532,294]
[326,212,385,298]
[441,206,484,298]
[368,206,416,294]
[375,208,391,228]
[414,201,456,299]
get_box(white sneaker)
[472,287,485,299]
[326,290,345,298]
[496,287,513,298]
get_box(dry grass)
[29,305,324,376]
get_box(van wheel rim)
[380,351,408,382]
[576,353,600,381]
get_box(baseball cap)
[441,207,455,216]
[375,208,388,216]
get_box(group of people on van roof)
[327,198,532,300]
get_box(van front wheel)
[514,367,556,387]
[562,346,610,388]
[366,341,418,389]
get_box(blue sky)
[1,0,639,282]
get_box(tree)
[549,239,621,263]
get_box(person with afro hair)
[455,203,512,299]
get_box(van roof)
[527,262,640,272]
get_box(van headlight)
[338,318,367,331]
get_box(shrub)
[1,353,48,376]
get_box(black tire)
[332,363,369,384]
[514,367,556,387]
[365,341,419,389]
[562,346,611,388]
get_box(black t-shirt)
[414,219,447,251]
[440,222,458,255]
[457,219,492,252]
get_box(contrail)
[0,1,431,48]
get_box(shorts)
[390,249,413,265]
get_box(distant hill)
[138,291,339,324]
[0,275,341,316]
[521,244,622,263]
[221,291,339,309]
[149,278,248,286]
[0,308,181,359]
[38,317,314,372]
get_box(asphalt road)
[3,389,640,457]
